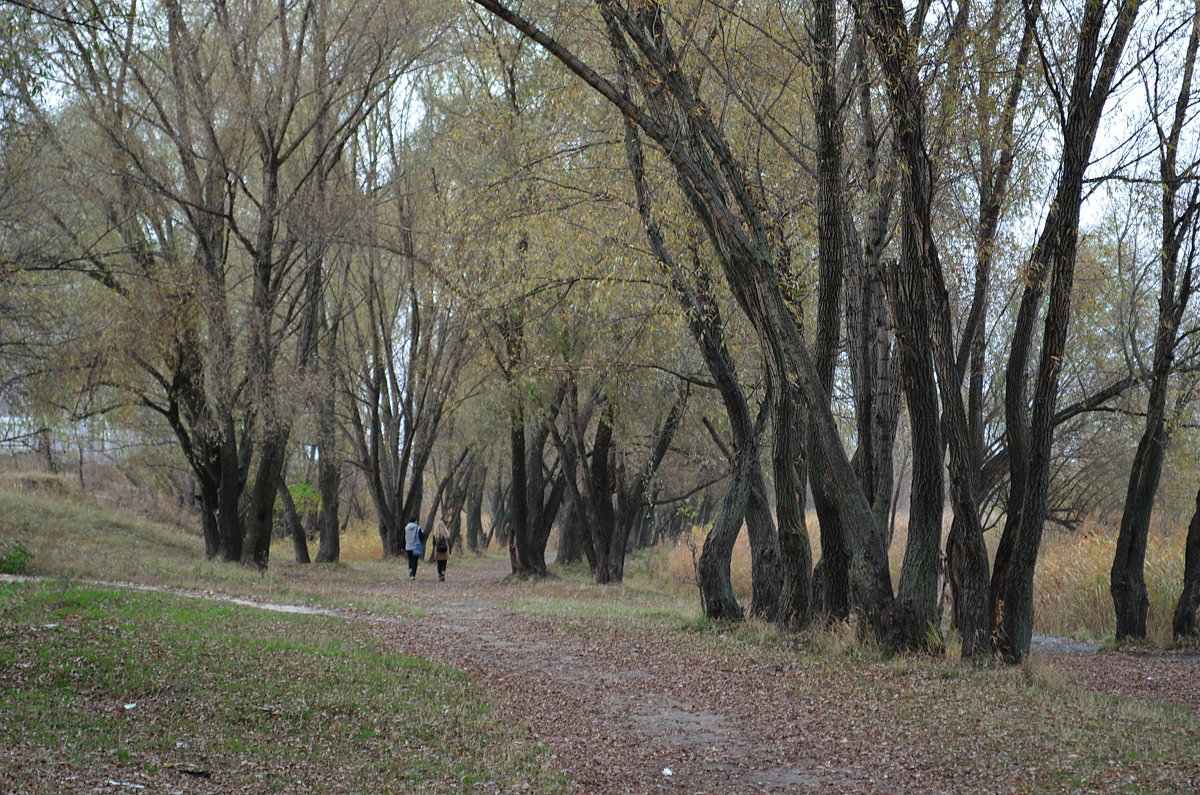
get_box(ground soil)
[351,561,1200,794]
[10,563,1199,793]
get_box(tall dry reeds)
[643,511,1190,646]
[1033,512,1185,645]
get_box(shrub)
[0,542,32,574]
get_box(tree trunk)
[1172,484,1200,638]
[489,476,511,550]
[745,463,782,620]
[465,465,486,554]
[199,480,221,559]
[556,495,588,565]
[587,403,620,583]
[277,480,311,564]
[994,0,1141,662]
[885,257,943,650]
[313,391,341,563]
[618,112,776,608]
[1112,9,1199,640]
[772,376,812,630]
[808,0,854,626]
[1110,427,1162,639]
[217,423,243,562]
[697,446,752,621]
[508,401,530,575]
[241,425,290,570]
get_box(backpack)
[436,536,449,553]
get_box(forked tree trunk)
[277,480,311,564]
[993,0,1141,662]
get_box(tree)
[1110,3,1200,641]
[471,0,900,633]
[12,0,424,566]
[993,0,1143,662]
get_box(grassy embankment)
[0,475,565,792]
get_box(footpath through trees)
[11,564,1198,792]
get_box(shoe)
[439,574,445,581]
[409,575,415,580]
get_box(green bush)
[0,542,32,574]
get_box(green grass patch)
[0,541,32,574]
[0,581,567,793]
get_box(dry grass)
[335,518,385,561]
[644,527,756,600]
[3,453,1192,648]
[1034,513,1185,644]
[643,510,1191,646]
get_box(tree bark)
[807,0,852,624]
[772,373,812,631]
[277,480,311,564]
[885,257,943,650]
[1172,484,1200,638]
[697,445,751,621]
[313,385,341,564]
[465,465,487,554]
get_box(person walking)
[404,517,425,580]
[432,525,451,581]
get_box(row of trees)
[2,0,1199,661]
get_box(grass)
[0,483,464,613]
[0,581,564,793]
[0,481,567,792]
[5,474,1200,791]
[1035,513,1186,646]
[638,510,1196,648]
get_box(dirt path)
[364,562,867,793]
[353,561,1200,794]
[11,565,1199,792]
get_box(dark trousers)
[436,559,447,579]
[407,551,420,578]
